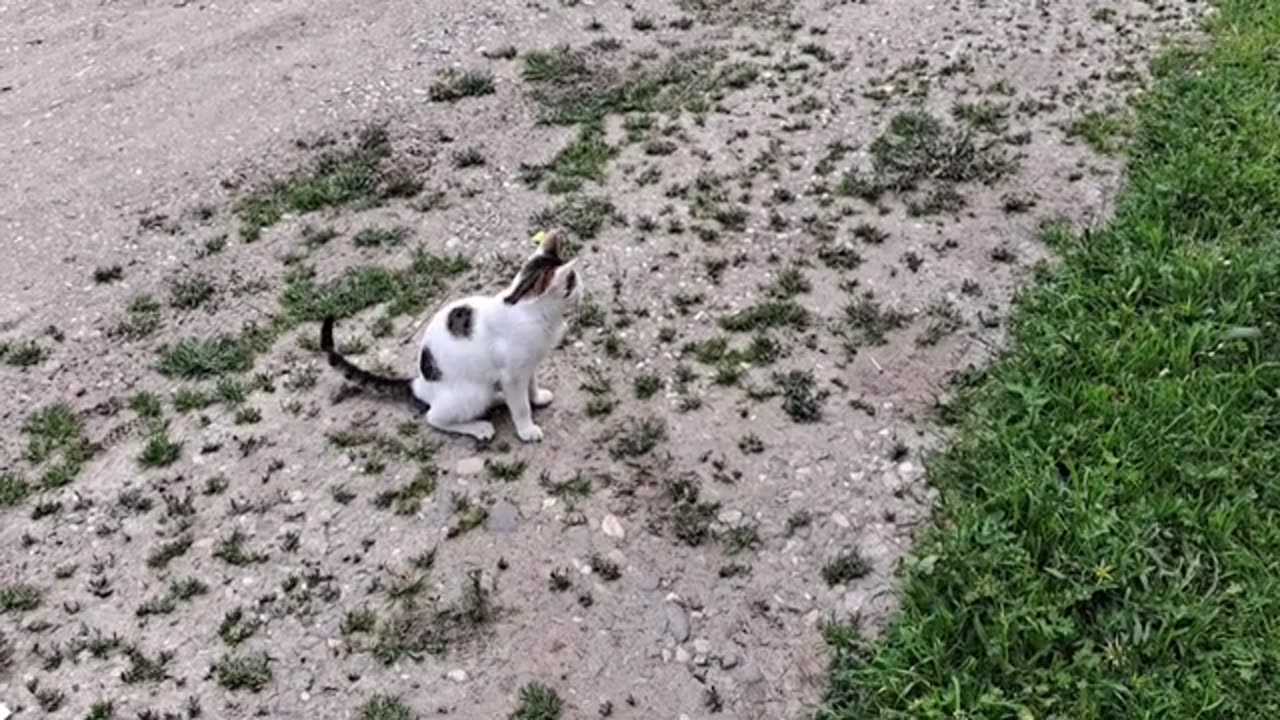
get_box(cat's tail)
[320,317,427,411]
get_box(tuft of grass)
[485,458,527,483]
[22,403,93,488]
[281,251,470,323]
[0,473,30,506]
[169,274,215,310]
[0,338,48,368]
[633,374,662,399]
[146,535,193,570]
[156,334,257,379]
[525,121,616,194]
[0,583,41,612]
[93,264,124,283]
[821,5,1280,717]
[353,226,409,248]
[720,299,809,332]
[113,293,162,339]
[511,682,564,720]
[775,369,823,422]
[868,110,1015,192]
[218,607,263,646]
[361,694,414,720]
[1066,106,1134,155]
[839,295,910,349]
[451,146,487,169]
[820,547,871,586]
[236,127,392,241]
[610,417,667,460]
[531,194,622,241]
[213,530,267,566]
[428,69,496,102]
[212,652,273,692]
[138,431,182,468]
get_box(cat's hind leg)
[422,383,494,441]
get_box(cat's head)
[502,230,582,308]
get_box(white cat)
[320,231,581,443]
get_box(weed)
[486,458,527,483]
[840,296,910,349]
[0,473,29,506]
[353,226,408,248]
[917,299,964,346]
[139,431,182,468]
[720,524,761,554]
[281,251,469,322]
[869,110,1015,191]
[610,417,667,459]
[1066,106,1133,155]
[236,128,392,241]
[212,652,272,692]
[169,274,215,310]
[213,530,267,566]
[451,146,487,169]
[511,682,563,720]
[146,535,193,570]
[821,547,871,586]
[120,647,173,684]
[342,607,378,635]
[429,69,496,102]
[720,300,809,332]
[361,695,414,720]
[633,374,662,399]
[114,294,162,339]
[156,334,257,378]
[531,194,622,240]
[785,510,812,536]
[775,370,823,422]
[951,100,1009,133]
[0,584,40,612]
[218,608,263,646]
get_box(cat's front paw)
[516,423,544,443]
[531,388,554,407]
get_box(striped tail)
[319,317,426,411]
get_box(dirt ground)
[0,1,1203,718]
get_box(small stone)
[447,669,468,683]
[663,602,691,642]
[719,653,740,670]
[717,509,743,525]
[738,663,766,685]
[897,461,916,477]
[692,639,711,655]
[456,457,485,475]
[486,501,519,534]
[831,512,851,529]
[637,574,661,592]
[674,646,691,664]
[601,514,625,539]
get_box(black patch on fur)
[563,269,577,297]
[504,253,566,304]
[446,305,474,338]
[419,346,443,381]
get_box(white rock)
[455,457,485,475]
[675,646,691,664]
[447,669,469,683]
[831,512,851,529]
[717,509,743,525]
[601,514,625,539]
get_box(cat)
[320,231,581,443]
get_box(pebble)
[637,574,661,592]
[831,511,851,529]
[447,669,468,683]
[738,663,766,685]
[455,457,485,475]
[663,602,691,642]
[674,646,691,664]
[693,638,711,655]
[717,509,743,525]
[601,513,625,539]
[486,500,519,534]
[719,652,740,670]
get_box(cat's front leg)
[502,371,543,443]
[528,368,554,408]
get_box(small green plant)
[353,226,408,248]
[0,583,41,612]
[486,458,528,482]
[429,69,496,102]
[114,294,162,339]
[360,694,414,720]
[169,274,215,310]
[633,374,662,399]
[218,607,263,646]
[775,370,824,422]
[212,652,273,692]
[610,417,667,459]
[139,431,182,468]
[720,299,809,332]
[93,264,124,283]
[511,681,564,720]
[821,547,872,586]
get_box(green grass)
[212,652,272,692]
[236,127,393,241]
[1067,106,1134,155]
[360,694,413,720]
[281,250,469,322]
[156,334,258,379]
[0,583,41,612]
[0,339,48,368]
[428,68,496,102]
[511,682,563,720]
[821,5,1280,718]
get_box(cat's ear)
[504,255,563,304]
[549,259,579,299]
[540,230,563,259]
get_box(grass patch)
[156,334,258,379]
[821,5,1280,717]
[523,121,616,194]
[361,695,413,720]
[113,294,162,340]
[22,403,93,489]
[530,195,623,241]
[1066,105,1134,155]
[511,682,563,720]
[866,110,1015,192]
[236,127,393,241]
[281,250,470,322]
[0,339,48,368]
[428,69,496,102]
[212,652,272,692]
[720,299,809,332]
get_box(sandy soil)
[0,1,1202,718]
